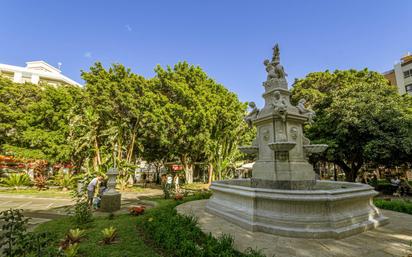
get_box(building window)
[404,69,412,79]
[406,84,412,94]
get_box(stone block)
[100,192,121,212]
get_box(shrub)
[0,209,29,256]
[73,201,93,225]
[374,198,412,215]
[0,209,62,257]
[34,174,48,190]
[54,172,75,190]
[70,177,93,225]
[101,226,117,244]
[59,228,85,251]
[67,228,86,243]
[19,231,63,257]
[129,206,145,216]
[174,193,184,201]
[64,243,79,257]
[2,173,31,189]
[138,192,265,257]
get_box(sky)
[1,0,411,106]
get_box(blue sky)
[1,0,411,106]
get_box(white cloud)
[125,24,132,32]
[84,52,92,58]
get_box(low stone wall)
[206,180,389,239]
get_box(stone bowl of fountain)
[206,44,388,239]
[238,146,259,155]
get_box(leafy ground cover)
[374,198,412,215]
[35,192,266,257]
[137,193,265,257]
[35,212,159,257]
[181,182,210,192]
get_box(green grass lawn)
[34,193,265,257]
[374,198,412,215]
[0,185,156,198]
[181,182,210,191]
[35,214,160,257]
[0,188,71,198]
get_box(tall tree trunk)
[127,131,136,163]
[207,163,213,186]
[94,138,101,165]
[335,160,362,182]
[181,155,193,184]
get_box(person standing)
[142,172,147,188]
[174,175,180,193]
[87,175,103,207]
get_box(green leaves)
[1,61,250,181]
[291,69,412,181]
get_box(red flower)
[174,194,184,201]
[129,205,145,216]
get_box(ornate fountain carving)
[208,43,388,239]
[239,44,327,188]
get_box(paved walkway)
[0,188,163,229]
[177,200,412,257]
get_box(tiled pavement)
[0,188,163,229]
[177,200,412,257]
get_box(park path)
[0,188,163,229]
[177,200,412,257]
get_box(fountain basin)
[239,146,259,155]
[206,179,388,239]
[303,144,328,154]
[268,141,296,152]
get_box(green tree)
[291,69,412,181]
[0,76,84,163]
[79,62,150,174]
[151,62,249,183]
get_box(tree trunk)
[127,128,137,163]
[207,163,213,186]
[94,138,101,166]
[181,155,193,184]
[335,160,362,182]
[333,163,338,181]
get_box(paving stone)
[177,200,412,257]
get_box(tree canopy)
[0,62,252,183]
[291,69,412,181]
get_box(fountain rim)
[210,179,377,198]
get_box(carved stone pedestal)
[100,192,121,212]
[100,167,121,212]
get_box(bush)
[53,172,75,190]
[0,209,63,257]
[101,226,117,244]
[129,206,145,216]
[0,209,29,256]
[33,174,48,190]
[138,192,265,257]
[70,177,93,225]
[374,199,412,215]
[1,173,31,189]
[73,201,93,225]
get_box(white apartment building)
[0,61,81,86]
[383,53,412,95]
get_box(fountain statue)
[206,44,388,238]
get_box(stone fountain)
[206,44,388,239]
